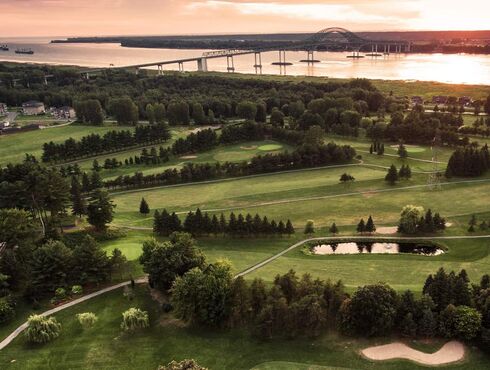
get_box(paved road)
[0,277,147,351]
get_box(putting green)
[214,151,257,162]
[258,144,283,151]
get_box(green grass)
[1,285,489,370]
[258,144,283,151]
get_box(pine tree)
[424,209,435,232]
[153,210,161,234]
[398,143,408,158]
[81,172,91,193]
[219,213,227,234]
[211,215,220,235]
[277,220,286,234]
[468,214,477,232]
[169,212,182,233]
[356,219,366,233]
[369,143,374,154]
[285,220,295,235]
[139,198,150,214]
[365,216,376,233]
[71,176,87,217]
[385,164,399,185]
[92,159,101,172]
[329,222,339,234]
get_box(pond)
[312,241,444,256]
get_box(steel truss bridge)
[82,27,411,77]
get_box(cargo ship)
[15,48,34,55]
[0,45,8,51]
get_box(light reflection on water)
[0,39,489,85]
[313,242,444,256]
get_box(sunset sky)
[2,0,489,37]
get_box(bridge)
[81,27,411,77]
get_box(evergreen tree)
[70,176,87,217]
[219,213,227,233]
[92,159,101,172]
[139,198,150,215]
[365,216,376,233]
[398,143,408,158]
[356,219,366,233]
[285,220,295,235]
[87,189,115,231]
[385,164,399,185]
[210,215,220,235]
[329,222,339,234]
[468,214,477,232]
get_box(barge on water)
[15,48,34,55]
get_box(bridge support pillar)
[178,62,184,72]
[197,58,208,72]
[157,65,164,75]
[300,50,320,64]
[44,76,48,85]
[226,55,235,72]
[253,52,262,73]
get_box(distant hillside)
[51,30,490,54]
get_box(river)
[1,37,490,85]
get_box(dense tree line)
[153,208,294,237]
[171,129,218,155]
[445,144,490,177]
[105,142,356,190]
[41,123,171,162]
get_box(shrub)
[71,285,83,295]
[25,315,61,344]
[0,297,15,324]
[76,312,98,329]
[158,359,208,370]
[121,308,149,331]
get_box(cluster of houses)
[410,95,475,107]
[0,100,76,133]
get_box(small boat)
[15,48,34,55]
[0,45,8,51]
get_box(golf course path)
[236,234,490,277]
[361,341,465,366]
[0,277,147,351]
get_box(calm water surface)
[1,37,489,85]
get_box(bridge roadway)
[81,27,411,75]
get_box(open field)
[1,285,489,370]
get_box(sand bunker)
[361,341,465,366]
[376,226,398,234]
[180,155,198,159]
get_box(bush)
[76,312,98,329]
[121,308,149,331]
[0,297,16,324]
[25,315,61,343]
[71,285,83,295]
[158,359,208,370]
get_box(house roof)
[22,100,44,108]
